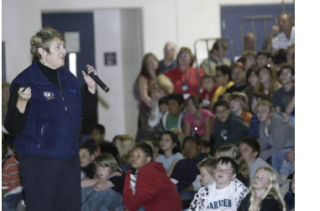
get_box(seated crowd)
[2,12,294,211]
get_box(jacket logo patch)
[70,89,76,93]
[43,91,55,100]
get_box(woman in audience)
[165,47,204,99]
[184,95,215,141]
[136,53,172,128]
[238,166,285,211]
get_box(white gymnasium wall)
[2,0,293,139]
[93,9,127,140]
[120,9,144,139]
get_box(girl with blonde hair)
[238,166,286,211]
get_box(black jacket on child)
[238,193,283,211]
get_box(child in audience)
[255,64,279,101]
[170,136,208,208]
[198,157,217,186]
[143,136,161,161]
[189,157,249,211]
[229,92,252,127]
[156,131,183,176]
[90,123,108,143]
[238,167,285,211]
[112,135,135,170]
[242,51,256,71]
[211,100,249,152]
[147,95,168,129]
[281,173,295,211]
[184,95,215,141]
[244,65,259,102]
[248,93,265,139]
[226,62,247,93]
[238,137,282,185]
[272,49,287,73]
[212,65,234,103]
[136,80,172,142]
[2,152,23,211]
[171,136,208,192]
[272,65,295,115]
[123,143,182,211]
[79,140,100,179]
[256,100,294,172]
[214,144,249,186]
[192,157,217,191]
[161,93,185,136]
[199,140,212,154]
[81,153,124,211]
[256,51,273,68]
[200,74,218,108]
[279,146,294,178]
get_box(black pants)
[19,154,81,211]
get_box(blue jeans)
[2,192,23,211]
[81,187,123,211]
[114,205,145,211]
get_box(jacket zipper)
[57,71,68,113]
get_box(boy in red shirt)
[123,143,182,211]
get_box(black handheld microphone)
[84,67,110,93]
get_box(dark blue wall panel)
[221,4,294,59]
[42,12,95,85]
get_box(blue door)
[221,4,294,59]
[42,12,95,85]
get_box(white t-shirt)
[272,26,295,50]
[189,179,249,211]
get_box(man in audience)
[159,41,177,73]
[243,32,257,52]
[272,12,295,53]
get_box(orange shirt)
[240,111,253,126]
[2,154,22,192]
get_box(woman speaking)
[4,27,97,211]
